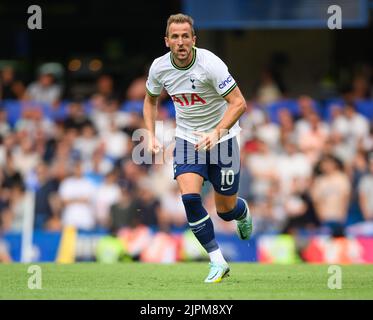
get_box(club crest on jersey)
[189,76,196,89]
[172,93,206,106]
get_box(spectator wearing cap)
[24,72,61,106]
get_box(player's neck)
[172,48,195,68]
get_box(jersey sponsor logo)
[172,93,206,106]
[218,75,233,89]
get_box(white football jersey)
[146,47,241,144]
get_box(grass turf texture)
[0,263,373,300]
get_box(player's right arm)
[143,60,163,154]
[143,92,162,154]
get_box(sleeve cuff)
[146,87,160,97]
[221,82,237,98]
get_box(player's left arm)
[195,86,246,151]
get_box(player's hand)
[147,135,163,154]
[193,129,220,151]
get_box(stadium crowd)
[1,63,373,240]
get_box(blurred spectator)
[126,74,146,101]
[108,183,141,233]
[92,98,133,134]
[63,102,92,133]
[83,146,114,185]
[250,180,286,234]
[256,70,282,106]
[282,177,319,234]
[361,125,373,153]
[159,183,187,230]
[0,238,12,262]
[239,100,266,143]
[147,162,175,198]
[345,150,368,225]
[0,65,25,100]
[296,95,317,120]
[15,108,55,140]
[12,135,40,178]
[358,154,373,221]
[136,180,163,229]
[311,155,351,229]
[7,182,27,232]
[73,122,100,163]
[34,162,61,230]
[277,108,296,146]
[245,139,278,202]
[255,115,280,150]
[94,74,117,100]
[100,119,132,163]
[24,72,61,106]
[0,108,11,137]
[95,170,121,228]
[121,159,147,190]
[58,160,97,230]
[1,153,24,190]
[331,103,369,153]
[297,112,330,165]
[351,75,371,99]
[277,140,312,196]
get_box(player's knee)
[215,195,237,214]
[216,202,235,214]
[217,197,247,221]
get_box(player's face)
[165,22,196,65]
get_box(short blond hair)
[165,13,195,37]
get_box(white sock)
[208,248,227,265]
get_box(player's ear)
[164,37,169,48]
[192,35,196,46]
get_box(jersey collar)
[170,47,196,71]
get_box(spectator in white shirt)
[95,170,121,228]
[58,160,97,230]
[332,103,369,150]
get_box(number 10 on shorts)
[221,169,234,186]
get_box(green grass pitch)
[1,263,373,300]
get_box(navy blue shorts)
[173,136,240,196]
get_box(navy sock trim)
[217,197,247,221]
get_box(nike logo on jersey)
[221,186,232,191]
